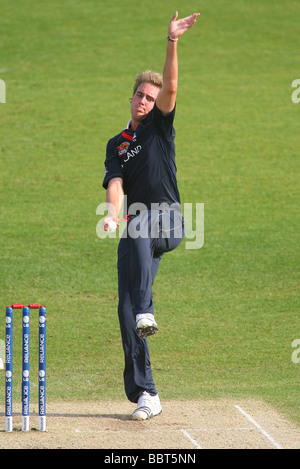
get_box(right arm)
[156,12,200,115]
[102,177,124,231]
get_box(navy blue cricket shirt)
[102,104,181,213]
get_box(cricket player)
[102,12,200,420]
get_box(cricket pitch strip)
[1,399,299,449]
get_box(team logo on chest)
[117,141,142,165]
[117,141,130,157]
[117,130,141,167]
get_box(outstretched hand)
[168,11,200,40]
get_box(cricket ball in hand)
[107,220,117,233]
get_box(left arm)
[156,11,200,115]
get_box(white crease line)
[44,427,253,434]
[181,429,203,449]
[235,405,283,449]
[186,427,254,432]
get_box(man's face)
[131,83,160,123]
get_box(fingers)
[185,13,200,20]
[102,217,118,231]
[168,11,200,39]
[182,13,200,26]
[171,11,178,22]
[170,12,200,30]
[172,12,200,22]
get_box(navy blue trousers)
[117,207,184,403]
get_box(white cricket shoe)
[136,313,158,338]
[132,391,162,420]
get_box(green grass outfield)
[1,0,299,426]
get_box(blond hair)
[132,70,163,97]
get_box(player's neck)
[129,119,139,132]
